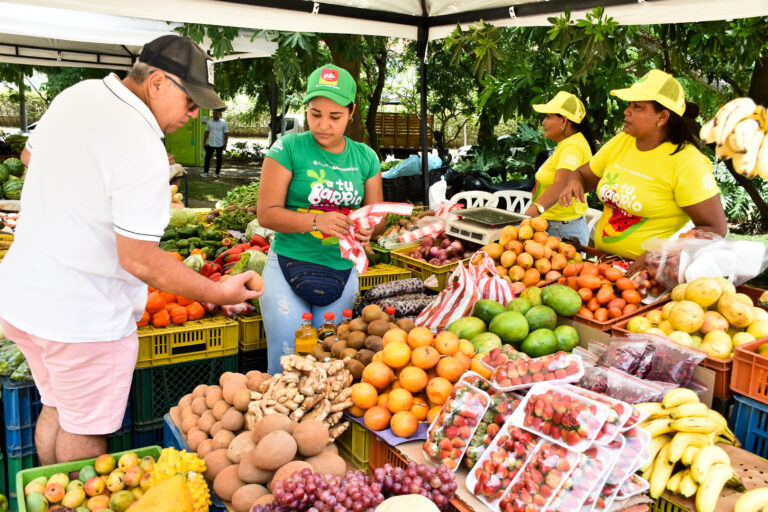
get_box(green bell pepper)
[159,241,178,252]
[175,239,191,249]
[204,229,225,241]
[160,227,178,241]
[177,225,199,238]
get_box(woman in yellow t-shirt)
[559,70,727,266]
[526,91,594,245]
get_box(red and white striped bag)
[468,251,516,304]
[414,263,479,333]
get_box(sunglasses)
[164,74,199,112]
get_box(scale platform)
[446,207,528,245]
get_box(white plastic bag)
[428,177,447,210]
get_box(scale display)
[446,207,529,245]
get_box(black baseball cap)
[139,35,226,111]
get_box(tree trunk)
[268,67,278,146]
[18,74,27,132]
[748,54,768,106]
[323,35,365,142]
[365,49,387,158]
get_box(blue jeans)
[260,251,359,374]
[545,216,590,247]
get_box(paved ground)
[183,158,262,208]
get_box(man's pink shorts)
[1,320,138,435]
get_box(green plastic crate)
[131,354,238,425]
[7,454,36,512]
[16,446,162,512]
[0,450,5,502]
[107,431,133,453]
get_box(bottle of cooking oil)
[386,306,396,322]
[317,312,337,343]
[339,309,353,327]
[295,313,318,355]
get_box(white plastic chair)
[448,191,499,209]
[584,207,603,240]
[493,190,532,214]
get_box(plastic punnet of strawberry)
[459,370,496,394]
[592,426,651,511]
[422,382,490,470]
[481,345,529,369]
[620,405,648,431]
[466,418,539,508]
[497,440,580,512]
[492,352,584,391]
[570,387,632,444]
[464,392,522,469]
[616,474,650,499]
[582,436,625,509]
[547,444,614,512]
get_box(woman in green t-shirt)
[257,64,384,374]
[526,91,595,245]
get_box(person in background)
[0,35,260,465]
[526,91,595,246]
[257,64,384,374]
[203,108,229,178]
[559,69,727,269]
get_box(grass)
[184,159,260,208]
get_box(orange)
[364,405,392,431]
[383,342,411,368]
[372,351,385,363]
[453,351,471,371]
[458,339,475,357]
[387,388,414,413]
[470,356,493,379]
[362,361,394,391]
[351,382,378,409]
[426,377,453,405]
[347,405,366,417]
[390,411,418,438]
[436,356,465,383]
[377,392,390,408]
[382,328,408,347]
[398,366,428,393]
[391,380,402,390]
[427,405,442,424]
[407,327,434,349]
[410,397,429,421]
[434,331,460,355]
[411,346,441,370]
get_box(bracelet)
[312,214,318,231]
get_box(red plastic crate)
[731,338,768,405]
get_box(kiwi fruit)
[330,340,347,358]
[337,324,351,340]
[362,304,384,323]
[339,348,358,360]
[397,318,416,332]
[311,346,327,360]
[367,319,390,337]
[321,336,336,352]
[348,318,368,332]
[316,351,332,361]
[344,359,364,380]
[346,331,366,350]
[364,335,383,352]
[356,349,375,366]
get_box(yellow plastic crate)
[390,244,469,292]
[359,264,412,292]
[238,315,266,351]
[136,315,238,368]
[336,421,370,469]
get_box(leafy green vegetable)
[218,181,260,208]
[212,208,257,232]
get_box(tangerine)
[347,405,366,417]
[398,366,428,393]
[426,377,453,405]
[382,328,408,346]
[470,356,493,379]
[363,405,392,431]
[372,351,385,363]
[411,346,441,369]
[377,392,390,408]
[427,405,442,424]
[407,327,434,349]
[387,388,414,413]
[351,382,378,409]
[391,380,402,390]
[383,342,411,368]
[410,397,429,421]
[458,339,475,357]
[434,331,460,355]
[436,356,466,382]
[453,351,471,371]
[362,361,394,391]
[390,411,418,438]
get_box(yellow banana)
[667,432,713,464]
[642,434,672,473]
[668,402,710,419]
[700,117,717,144]
[696,463,735,512]
[734,129,765,177]
[650,444,676,499]
[728,118,760,153]
[666,470,685,494]
[681,445,701,466]
[706,410,728,435]
[669,416,721,435]
[756,135,768,180]
[662,388,700,409]
[735,488,768,512]
[635,401,669,420]
[717,97,758,146]
[644,418,676,437]
[679,470,698,498]
[717,136,736,160]
[691,445,731,484]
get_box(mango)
[62,488,87,508]
[718,293,755,328]
[541,284,582,316]
[627,316,652,333]
[747,320,768,339]
[123,466,143,489]
[117,453,139,472]
[106,470,126,493]
[684,277,722,308]
[48,473,70,489]
[84,477,104,497]
[668,331,694,347]
[25,492,49,512]
[733,332,756,347]
[94,454,116,475]
[109,490,136,512]
[700,330,733,359]
[700,311,729,334]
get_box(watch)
[533,202,545,215]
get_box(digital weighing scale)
[446,207,529,245]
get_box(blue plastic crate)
[730,394,768,458]
[2,377,42,457]
[132,419,164,449]
[163,414,227,511]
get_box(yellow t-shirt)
[590,133,719,259]
[532,132,591,221]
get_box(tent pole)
[418,21,429,205]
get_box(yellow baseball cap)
[532,91,586,123]
[611,69,686,116]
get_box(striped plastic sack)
[468,251,516,305]
[414,262,479,333]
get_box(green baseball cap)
[303,64,356,106]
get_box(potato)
[169,406,182,428]
[181,414,200,434]
[322,443,339,455]
[238,454,274,484]
[191,396,208,416]
[203,449,231,481]
[222,407,245,432]
[223,373,248,404]
[198,411,216,434]
[270,461,313,487]
[219,371,233,387]
[196,438,215,460]
[210,421,223,438]
[252,431,297,470]
[304,452,346,476]
[181,405,195,421]
[213,464,245,502]
[232,484,268,512]
[233,388,251,412]
[212,400,230,421]
[228,431,256,463]
[212,429,236,450]
[177,393,193,410]
[205,387,224,409]
[252,414,295,444]
[187,430,208,451]
[251,494,275,507]
[292,420,329,457]
[192,384,208,399]
[247,375,267,391]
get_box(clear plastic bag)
[643,232,768,289]
[577,366,667,404]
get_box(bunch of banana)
[700,97,768,179]
[735,487,768,512]
[636,388,744,512]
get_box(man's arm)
[21,147,30,167]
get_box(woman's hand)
[559,179,585,207]
[356,225,374,243]
[316,212,355,239]
[524,205,540,217]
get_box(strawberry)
[533,494,547,506]
[554,368,567,379]
[439,438,453,450]
[532,416,544,431]
[453,415,467,427]
[543,372,555,381]
[557,459,571,472]
[519,490,533,504]
[529,468,544,483]
[452,437,466,448]
[551,425,561,440]
[459,425,472,438]
[445,426,459,439]
[566,430,581,446]
[524,414,534,427]
[450,447,463,459]
[511,377,522,386]
[545,471,562,489]
[534,398,545,418]
[522,374,533,384]
[539,484,552,498]
[533,372,544,382]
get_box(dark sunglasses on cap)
[164,74,199,112]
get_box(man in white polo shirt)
[0,35,261,464]
[203,109,229,178]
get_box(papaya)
[129,474,192,512]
